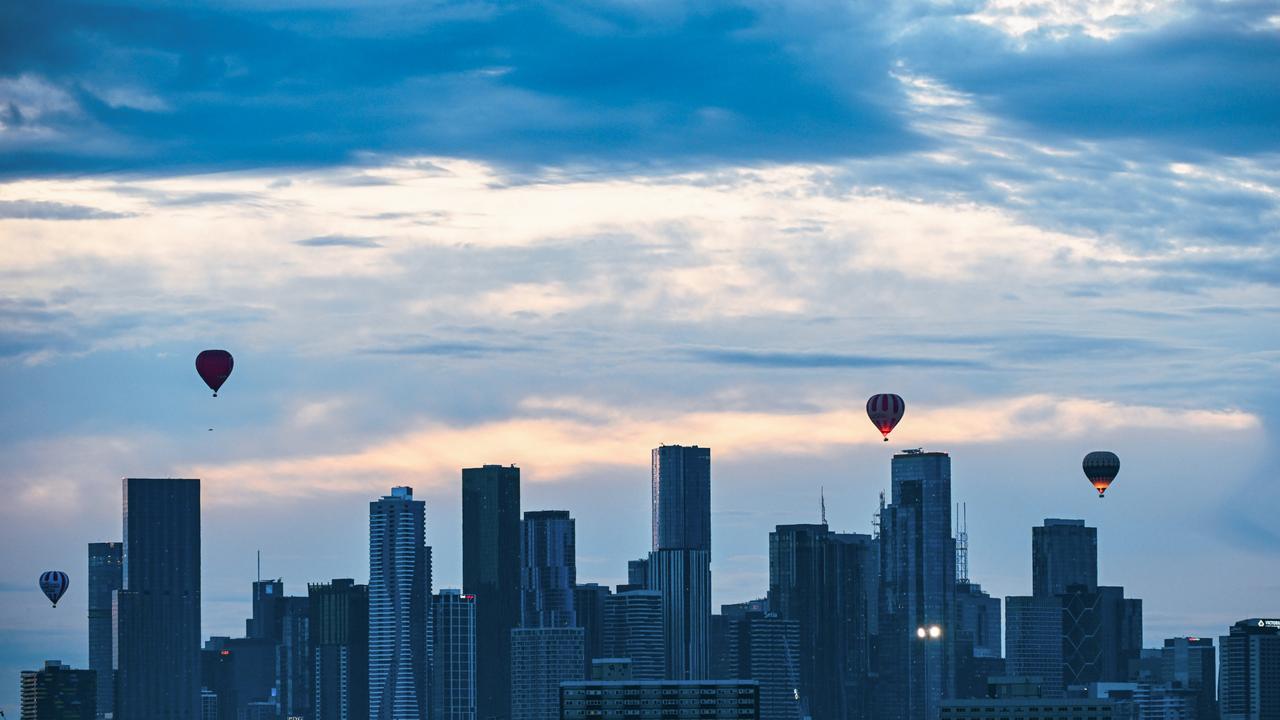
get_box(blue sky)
[2,0,1279,707]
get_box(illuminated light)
[462,594,475,600]
[916,627,927,639]
[929,625,942,639]
[220,650,231,656]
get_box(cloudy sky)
[1,0,1278,704]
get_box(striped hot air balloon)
[1082,451,1121,498]
[866,393,905,442]
[39,571,69,608]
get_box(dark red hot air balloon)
[866,393,905,441]
[196,350,234,397]
[1082,451,1120,498]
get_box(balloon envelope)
[39,571,69,607]
[1082,451,1121,497]
[196,350,234,396]
[866,393,905,441]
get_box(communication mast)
[820,486,827,526]
[955,503,969,583]
[873,491,885,539]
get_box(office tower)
[1033,520,1097,598]
[278,595,311,720]
[648,548,711,679]
[1161,637,1216,720]
[462,464,521,720]
[248,579,285,640]
[521,511,577,628]
[710,599,769,681]
[725,612,803,720]
[114,477,201,720]
[627,559,649,588]
[876,451,957,720]
[1218,618,1280,720]
[651,445,711,552]
[955,582,1004,699]
[200,635,277,720]
[20,661,96,720]
[87,542,121,720]
[509,627,584,720]
[1005,596,1065,696]
[432,590,476,720]
[1060,586,1142,689]
[603,590,665,680]
[560,680,760,720]
[572,584,611,677]
[309,579,370,720]
[369,486,432,720]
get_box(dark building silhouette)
[650,445,712,680]
[277,595,311,720]
[1033,520,1097,598]
[1219,618,1280,720]
[369,486,432,720]
[1005,596,1065,696]
[510,627,584,720]
[626,559,649,588]
[719,610,803,720]
[651,445,711,553]
[1060,585,1142,688]
[21,661,96,720]
[1160,636,1216,720]
[87,542,121,720]
[200,636,277,720]
[309,578,369,720]
[572,583,611,677]
[247,579,284,641]
[955,582,1004,699]
[462,465,521,720]
[877,450,957,720]
[521,511,577,628]
[114,477,201,720]
[603,589,665,680]
[433,590,477,720]
[769,525,875,720]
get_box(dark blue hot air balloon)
[39,571,69,607]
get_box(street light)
[916,625,943,640]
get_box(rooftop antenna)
[873,491,885,539]
[955,503,969,583]
[820,486,827,526]
[257,550,261,583]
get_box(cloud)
[180,393,1259,504]
[364,339,530,357]
[0,199,131,220]
[295,234,383,249]
[685,347,985,370]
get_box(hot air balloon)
[866,393,905,442]
[1082,451,1120,498]
[39,571,69,607]
[196,350,234,397]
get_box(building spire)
[820,486,827,526]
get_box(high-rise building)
[651,445,711,553]
[627,559,650,589]
[572,584,611,677]
[648,548,711,680]
[955,582,1001,659]
[20,661,96,720]
[277,595,311,720]
[248,579,285,640]
[1160,636,1216,720]
[462,464,521,720]
[114,477,201,720]
[1218,618,1280,720]
[1060,585,1142,689]
[509,627,584,720]
[309,578,369,720]
[723,612,803,720]
[1005,596,1065,696]
[87,542,121,720]
[432,590,476,720]
[200,635,277,720]
[1033,520,1097,598]
[369,486,432,720]
[521,511,576,628]
[876,451,957,720]
[603,590,665,680]
[560,680,760,720]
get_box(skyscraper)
[722,611,803,720]
[114,477,201,720]
[955,582,1004,699]
[369,486,432,720]
[20,660,96,720]
[877,450,957,720]
[650,445,712,681]
[1218,618,1279,720]
[432,590,476,720]
[572,583,611,677]
[1160,636,1216,720]
[1060,585,1142,688]
[309,578,369,720]
[462,464,521,720]
[1032,520,1097,598]
[1004,596,1064,696]
[520,511,576,628]
[603,589,666,681]
[87,542,121,720]
[278,595,312,720]
[651,445,711,553]
[509,627,584,720]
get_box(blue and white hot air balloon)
[39,571,69,607]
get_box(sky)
[1,0,1279,706]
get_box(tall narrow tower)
[369,486,432,720]
[649,445,712,680]
[87,542,121,720]
[462,465,521,720]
